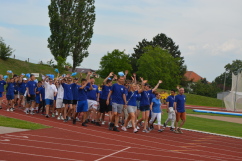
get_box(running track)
[0,109,242,161]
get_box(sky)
[0,0,241,82]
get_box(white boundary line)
[94,147,131,161]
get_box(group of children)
[0,71,186,134]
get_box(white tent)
[224,72,242,112]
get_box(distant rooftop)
[184,71,203,82]
[70,68,97,73]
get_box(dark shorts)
[72,100,78,105]
[0,92,2,98]
[14,90,18,95]
[6,95,14,100]
[140,105,150,112]
[63,99,72,105]
[99,99,112,113]
[77,100,88,112]
[27,94,36,103]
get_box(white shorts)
[87,100,98,110]
[56,99,65,109]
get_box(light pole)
[234,68,242,112]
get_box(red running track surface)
[0,108,242,161]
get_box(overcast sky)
[0,0,241,81]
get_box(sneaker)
[45,115,50,118]
[57,116,61,120]
[76,117,80,122]
[82,122,87,127]
[68,117,71,121]
[7,108,10,112]
[73,119,76,125]
[158,129,164,133]
[142,129,149,133]
[113,126,120,132]
[25,110,29,114]
[95,122,101,126]
[121,126,127,131]
[30,111,35,115]
[163,122,167,128]
[174,130,179,134]
[55,111,58,116]
[109,123,114,130]
[52,113,55,117]
[178,128,183,134]
[116,125,119,127]
[101,121,105,125]
[91,120,95,124]
[127,125,132,129]
[133,128,138,133]
[63,119,68,122]
[150,125,154,130]
[12,108,15,111]
[170,127,175,131]
[136,126,140,130]
[10,108,14,112]
[61,116,64,120]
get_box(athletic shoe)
[76,117,80,122]
[113,126,120,132]
[57,116,61,120]
[91,120,95,124]
[63,119,68,122]
[150,125,154,130]
[6,108,10,112]
[121,126,127,131]
[136,126,140,130]
[158,129,164,133]
[61,116,64,120]
[163,122,167,128]
[170,127,175,131]
[82,122,87,127]
[109,122,114,130]
[12,108,15,111]
[45,115,50,118]
[73,119,76,125]
[25,110,29,114]
[116,125,119,127]
[95,122,101,126]
[30,111,35,115]
[52,113,55,117]
[55,111,58,116]
[133,128,138,133]
[174,130,179,134]
[68,117,71,121]
[142,129,149,133]
[178,128,183,134]
[10,108,14,112]
[101,121,105,125]
[127,125,132,129]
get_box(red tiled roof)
[184,71,203,82]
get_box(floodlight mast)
[234,68,242,112]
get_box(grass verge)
[0,115,50,130]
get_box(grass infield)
[0,115,50,130]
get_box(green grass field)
[0,116,49,130]
[159,109,242,137]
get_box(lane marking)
[7,135,28,138]
[0,139,10,142]
[95,147,131,161]
[0,149,83,161]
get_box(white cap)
[23,78,27,81]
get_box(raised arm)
[152,80,162,92]
[103,72,113,84]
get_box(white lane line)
[7,135,28,138]
[0,139,10,141]
[95,147,131,161]
[0,149,83,161]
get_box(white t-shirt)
[44,81,57,100]
[57,85,64,99]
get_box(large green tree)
[214,59,242,90]
[0,37,14,60]
[131,33,186,77]
[98,49,132,77]
[136,46,180,89]
[48,0,95,71]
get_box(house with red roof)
[184,71,203,82]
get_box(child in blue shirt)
[6,78,15,111]
[0,75,6,109]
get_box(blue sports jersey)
[36,86,42,98]
[175,94,186,112]
[77,85,89,101]
[40,86,45,99]
[13,82,19,92]
[72,83,79,100]
[6,83,14,95]
[0,80,6,92]
[62,83,73,100]
[166,95,175,108]
[140,90,152,106]
[100,85,111,100]
[126,91,138,106]
[149,92,155,104]
[151,98,161,113]
[27,81,37,95]
[19,82,27,94]
[87,83,99,101]
[136,93,141,101]
[110,83,125,104]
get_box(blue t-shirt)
[19,82,27,94]
[140,90,152,106]
[0,80,6,92]
[13,82,19,92]
[166,95,175,108]
[151,98,161,113]
[110,83,125,104]
[149,92,155,104]
[77,85,89,101]
[6,83,14,95]
[126,91,138,106]
[36,86,42,99]
[62,83,73,100]
[27,81,37,95]
[72,83,79,100]
[136,93,141,101]
[40,86,45,99]
[87,83,99,101]
[100,85,111,100]
[175,94,186,112]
